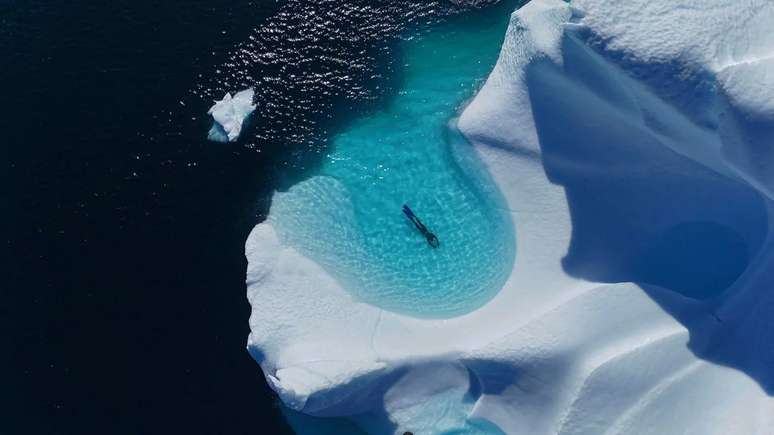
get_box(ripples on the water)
[193,0,498,162]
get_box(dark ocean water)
[5,2,293,433]
[4,1,514,433]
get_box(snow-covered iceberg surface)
[207,88,256,142]
[246,0,774,433]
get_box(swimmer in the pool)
[403,204,440,248]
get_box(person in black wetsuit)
[403,204,439,248]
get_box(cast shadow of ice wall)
[525,30,773,393]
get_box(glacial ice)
[245,0,774,433]
[207,88,256,142]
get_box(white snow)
[207,88,256,142]
[245,0,774,433]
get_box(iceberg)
[207,88,256,142]
[245,0,774,433]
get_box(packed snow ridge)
[207,88,256,142]
[245,0,774,433]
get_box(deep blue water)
[4,1,517,433]
[5,2,294,434]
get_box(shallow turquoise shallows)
[270,8,516,318]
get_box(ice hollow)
[207,88,256,142]
[245,0,774,433]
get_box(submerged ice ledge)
[246,0,774,433]
[258,14,516,319]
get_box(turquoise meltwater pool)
[269,8,516,318]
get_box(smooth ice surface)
[207,88,256,142]
[246,0,774,434]
[268,14,515,317]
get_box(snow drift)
[245,0,774,433]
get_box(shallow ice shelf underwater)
[266,14,517,318]
[269,125,516,318]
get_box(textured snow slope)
[246,0,774,433]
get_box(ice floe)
[207,88,256,142]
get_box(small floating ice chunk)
[207,88,256,142]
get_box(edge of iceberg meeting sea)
[245,0,774,433]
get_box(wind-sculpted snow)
[246,0,774,433]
